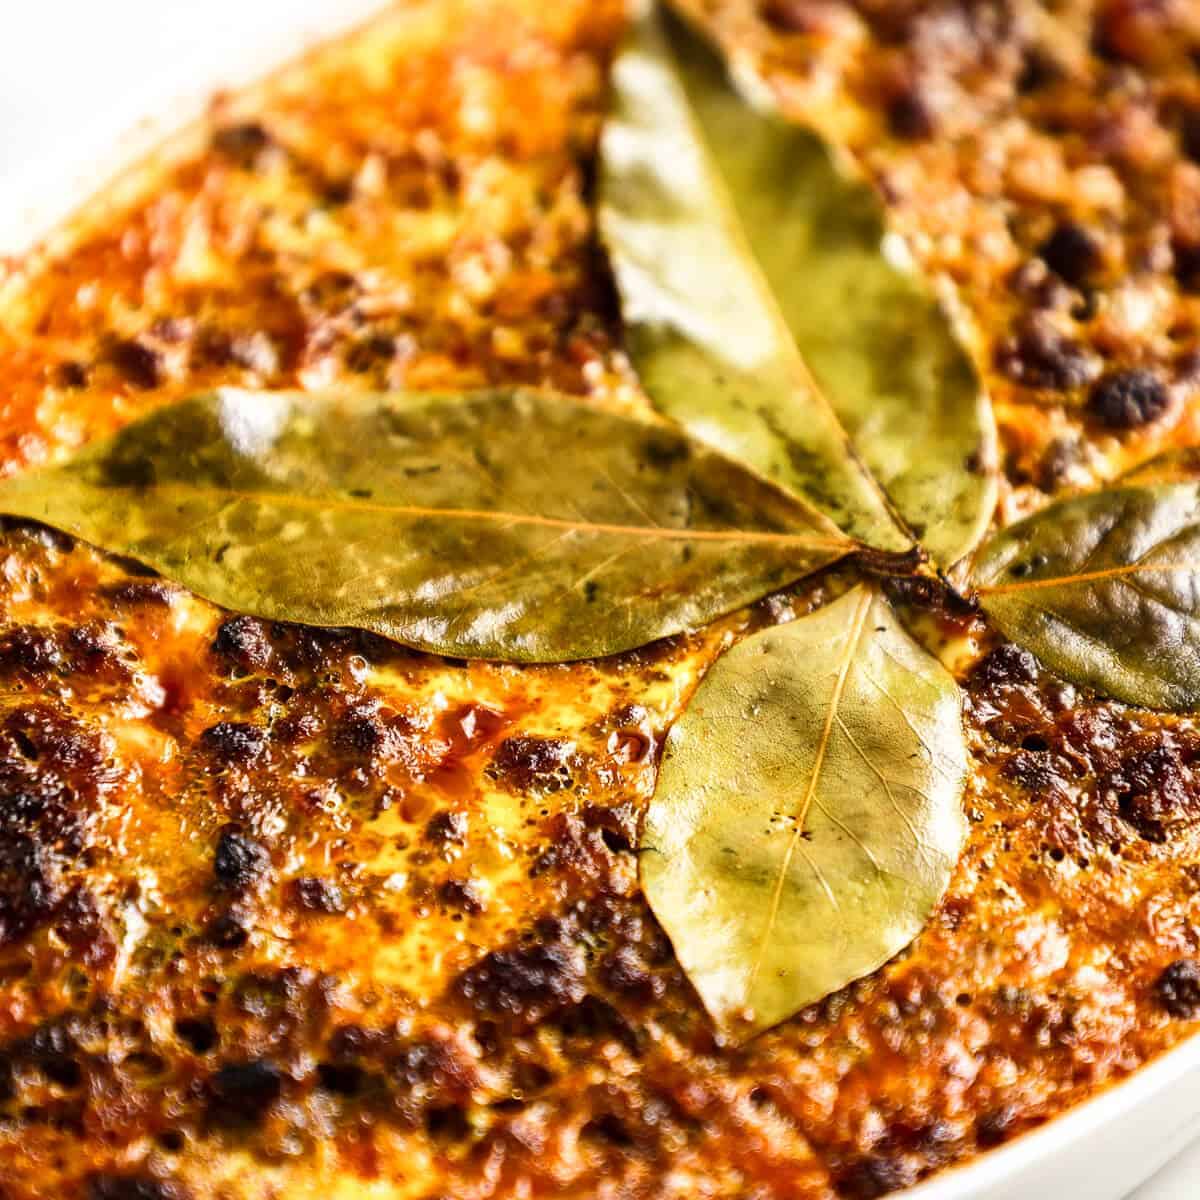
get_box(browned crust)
[3,2,1200,1198]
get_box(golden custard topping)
[3,2,1200,1198]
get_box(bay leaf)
[0,388,851,663]
[972,482,1200,710]
[641,585,968,1040]
[1119,446,1200,487]
[598,5,996,566]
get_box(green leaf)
[598,6,996,567]
[0,388,851,663]
[973,482,1200,710]
[1119,446,1200,487]
[641,585,967,1040]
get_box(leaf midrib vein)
[65,481,849,550]
[979,560,1200,597]
[662,26,914,551]
[746,588,873,994]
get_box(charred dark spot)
[439,878,485,914]
[425,1103,471,1142]
[882,575,979,625]
[105,579,177,607]
[585,803,637,854]
[108,338,164,390]
[425,810,468,847]
[969,644,1041,691]
[888,87,937,139]
[4,726,66,780]
[975,1104,1020,1147]
[387,1035,477,1100]
[1105,744,1196,840]
[1172,240,1200,292]
[0,781,85,839]
[230,966,320,1021]
[205,913,249,948]
[532,811,609,880]
[836,1153,917,1199]
[317,1061,365,1096]
[28,1022,82,1088]
[1038,222,1102,287]
[345,333,402,374]
[995,318,1095,391]
[200,721,267,766]
[1087,368,1170,430]
[0,518,73,552]
[274,709,320,745]
[174,1017,219,1055]
[582,1111,634,1147]
[1182,107,1200,164]
[327,1023,386,1061]
[455,935,586,1028]
[1155,959,1200,1018]
[88,1174,190,1200]
[601,945,666,1003]
[67,623,122,671]
[212,615,274,674]
[323,177,355,206]
[608,702,649,728]
[270,625,356,674]
[290,876,347,915]
[208,1059,284,1123]
[1001,749,1073,795]
[211,122,277,169]
[913,1119,958,1160]
[53,361,90,389]
[1017,45,1061,92]
[233,973,287,1017]
[0,626,64,676]
[0,830,61,946]
[53,887,112,965]
[212,824,271,892]
[488,736,575,793]
[196,326,280,372]
[335,706,391,755]
[300,270,362,314]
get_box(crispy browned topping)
[4,2,1200,1197]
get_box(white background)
[0,0,384,250]
[1,2,1197,1196]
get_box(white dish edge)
[2,5,1197,1198]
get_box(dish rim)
[899,1026,1200,1198]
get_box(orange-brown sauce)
[3,2,1200,1198]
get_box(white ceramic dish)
[904,1035,1200,1200]
[3,4,1198,1197]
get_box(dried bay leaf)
[973,482,1200,710]
[641,586,968,1040]
[1119,446,1200,487]
[598,6,996,566]
[0,388,851,662]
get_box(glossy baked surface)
[3,2,1200,1197]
